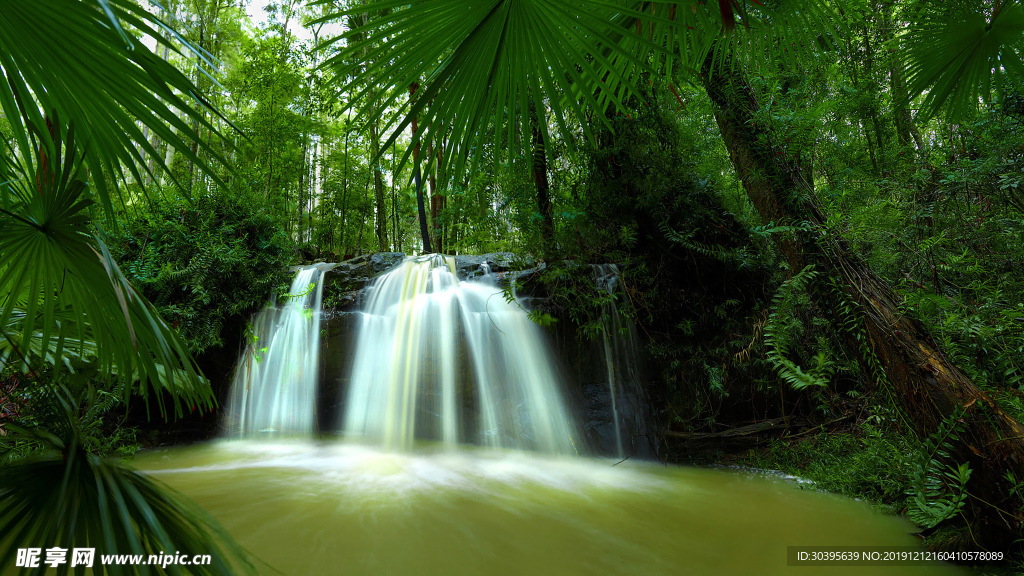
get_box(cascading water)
[226,264,330,438]
[146,256,952,576]
[342,254,577,454]
[593,264,645,458]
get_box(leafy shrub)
[742,421,919,508]
[108,186,294,354]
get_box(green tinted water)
[135,441,963,576]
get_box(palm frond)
[0,117,211,418]
[317,0,665,187]
[901,0,1024,120]
[317,0,845,188]
[0,387,254,576]
[612,1,844,85]
[0,0,232,219]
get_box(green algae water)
[135,441,963,576]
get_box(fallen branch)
[662,414,851,443]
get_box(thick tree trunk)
[701,56,1024,543]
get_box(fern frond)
[764,265,829,390]
[906,409,972,529]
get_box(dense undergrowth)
[739,422,917,510]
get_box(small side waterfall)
[342,255,577,454]
[593,264,644,458]
[226,264,330,438]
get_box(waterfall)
[342,254,577,455]
[593,264,643,458]
[226,264,330,438]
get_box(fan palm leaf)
[0,309,99,372]
[0,117,210,418]
[324,0,1021,188]
[0,0,232,218]
[317,0,666,187]
[900,0,1024,120]
[317,0,848,187]
[0,387,254,576]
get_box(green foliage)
[0,0,230,218]
[764,266,834,391]
[741,420,919,507]
[529,261,616,334]
[906,410,972,529]
[0,119,210,418]
[660,221,759,270]
[902,0,1024,120]
[320,0,660,186]
[832,102,1024,421]
[559,87,787,427]
[109,186,294,354]
[0,386,254,575]
[3,373,140,462]
[223,28,313,203]
[527,309,559,328]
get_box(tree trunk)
[320,137,333,252]
[883,2,921,154]
[339,127,351,256]
[410,83,433,253]
[391,140,400,252]
[298,133,308,243]
[356,168,371,255]
[530,104,554,258]
[429,137,446,254]
[371,119,389,251]
[701,55,1024,544]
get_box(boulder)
[454,252,535,280]
[320,252,405,304]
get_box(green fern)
[906,410,972,529]
[764,265,831,390]
[659,222,754,269]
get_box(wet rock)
[454,253,535,280]
[320,252,405,300]
[318,309,362,431]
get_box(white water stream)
[226,264,330,437]
[343,255,577,454]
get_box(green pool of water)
[134,441,963,575]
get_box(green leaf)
[0,119,211,418]
[901,0,1024,120]
[0,0,234,219]
[0,387,254,575]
